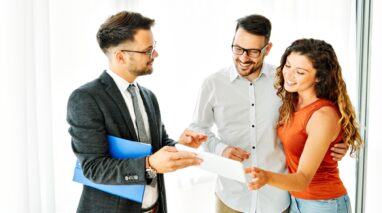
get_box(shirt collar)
[106,69,138,91]
[229,64,270,83]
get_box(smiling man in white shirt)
[189,14,347,213]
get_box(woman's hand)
[245,167,270,190]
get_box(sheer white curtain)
[0,1,120,212]
[0,0,54,212]
[0,0,357,212]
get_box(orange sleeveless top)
[277,99,347,200]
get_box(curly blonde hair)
[275,38,362,157]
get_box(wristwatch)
[145,156,157,179]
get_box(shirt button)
[252,146,256,149]
[251,103,254,106]
[252,125,255,128]
[250,83,253,86]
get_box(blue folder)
[73,135,152,203]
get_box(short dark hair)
[235,14,272,43]
[96,11,155,53]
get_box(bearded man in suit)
[67,11,207,213]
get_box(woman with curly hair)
[245,38,362,213]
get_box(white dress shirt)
[106,70,158,209]
[190,64,290,213]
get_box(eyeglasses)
[120,41,157,58]
[231,43,268,58]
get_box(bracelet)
[145,155,157,179]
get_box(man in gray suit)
[67,11,207,213]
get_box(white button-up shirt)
[190,64,290,213]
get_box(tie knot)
[127,84,136,95]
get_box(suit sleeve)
[67,88,147,185]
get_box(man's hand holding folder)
[73,130,207,202]
[73,135,152,203]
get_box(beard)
[134,67,153,76]
[235,60,263,77]
[130,60,154,76]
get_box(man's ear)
[114,50,126,64]
[105,48,124,65]
[264,42,273,56]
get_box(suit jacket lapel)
[99,71,138,140]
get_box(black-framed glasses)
[120,41,157,58]
[231,43,268,58]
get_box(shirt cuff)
[214,142,229,156]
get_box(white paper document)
[175,144,247,183]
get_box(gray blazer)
[67,71,176,213]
